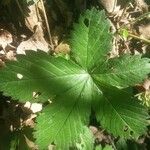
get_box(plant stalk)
[128,33,150,44]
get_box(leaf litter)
[0,0,150,149]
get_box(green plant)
[0,8,150,149]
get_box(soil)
[0,0,149,149]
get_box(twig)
[117,1,130,22]
[120,12,150,28]
[129,12,150,24]
[128,33,150,44]
[35,2,42,22]
[40,0,54,50]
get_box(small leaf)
[120,28,129,41]
[95,144,114,150]
[116,138,128,150]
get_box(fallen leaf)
[25,4,39,31]
[135,0,148,12]
[17,23,49,54]
[6,50,16,60]
[139,24,150,39]
[98,0,120,13]
[0,29,13,50]
[54,42,70,54]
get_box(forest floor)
[0,0,150,149]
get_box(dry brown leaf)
[98,0,120,13]
[0,29,13,50]
[139,24,150,39]
[23,114,37,128]
[54,42,70,54]
[17,23,49,54]
[6,50,16,60]
[135,0,148,12]
[89,126,111,144]
[142,79,150,90]
[24,135,38,150]
[25,4,39,31]
[0,59,4,67]
[24,101,42,113]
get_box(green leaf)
[92,55,150,88]
[116,138,128,150]
[76,127,94,150]
[35,102,87,150]
[0,8,149,150]
[0,50,85,102]
[70,8,112,71]
[119,28,129,41]
[35,77,95,149]
[93,84,149,138]
[95,144,114,150]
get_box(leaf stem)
[128,33,150,44]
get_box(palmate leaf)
[0,8,150,150]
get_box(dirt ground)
[0,0,150,149]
